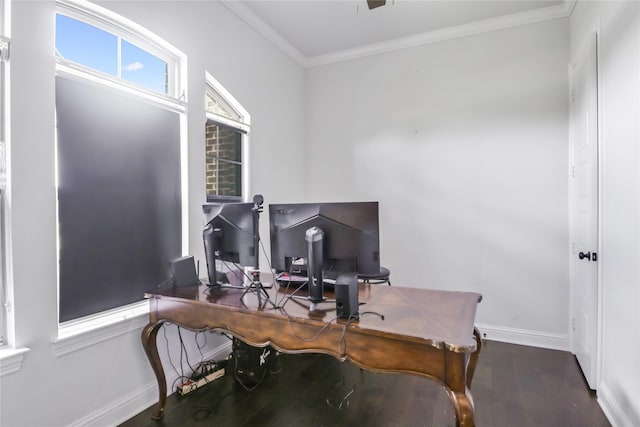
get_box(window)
[55,2,180,98]
[121,39,168,94]
[205,72,250,201]
[55,0,186,324]
[206,123,243,199]
[55,14,118,76]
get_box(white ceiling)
[226,0,570,66]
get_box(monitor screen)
[203,202,255,285]
[269,201,380,276]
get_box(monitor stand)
[203,224,245,290]
[287,226,334,311]
[206,268,247,290]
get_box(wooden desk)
[142,281,482,426]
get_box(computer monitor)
[269,201,380,304]
[203,202,255,287]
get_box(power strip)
[177,368,225,396]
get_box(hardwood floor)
[120,340,610,427]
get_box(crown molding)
[307,1,574,67]
[223,0,574,69]
[221,0,308,66]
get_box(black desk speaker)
[335,272,359,319]
[171,255,199,287]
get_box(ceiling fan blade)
[367,0,386,10]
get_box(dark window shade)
[56,76,181,323]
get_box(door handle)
[578,251,597,261]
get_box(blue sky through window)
[56,14,168,95]
[121,40,167,94]
[55,14,117,76]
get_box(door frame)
[568,30,603,390]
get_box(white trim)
[67,341,232,427]
[220,0,307,67]
[308,2,571,67]
[0,346,29,377]
[567,57,575,356]
[475,323,570,351]
[56,63,186,113]
[566,0,578,18]
[53,301,149,357]
[206,112,250,135]
[242,133,250,203]
[0,0,12,350]
[1,0,11,36]
[594,27,605,397]
[597,382,639,427]
[223,1,573,68]
[180,111,189,257]
[205,71,251,127]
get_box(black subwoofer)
[335,272,359,319]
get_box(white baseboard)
[69,340,233,427]
[475,323,570,351]
[597,382,639,427]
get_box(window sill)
[52,301,149,357]
[0,347,30,377]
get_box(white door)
[569,33,598,390]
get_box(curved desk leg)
[466,327,482,388]
[141,321,166,420]
[445,349,476,427]
[446,387,476,427]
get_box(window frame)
[0,0,26,377]
[205,71,250,202]
[54,0,188,343]
[56,0,185,103]
[0,0,10,350]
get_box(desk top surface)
[146,278,481,352]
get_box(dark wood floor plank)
[120,341,610,427]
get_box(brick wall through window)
[206,122,242,198]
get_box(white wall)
[0,1,304,426]
[570,2,640,426]
[305,19,570,348]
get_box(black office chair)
[358,266,391,286]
